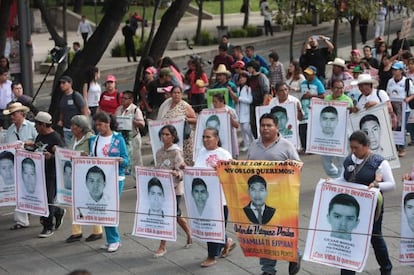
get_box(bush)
[229,28,247,38]
[245,25,261,37]
[194,29,215,46]
[111,37,146,57]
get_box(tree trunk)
[289,0,297,62]
[40,0,131,117]
[34,0,67,47]
[242,0,249,29]
[0,0,13,56]
[148,0,192,63]
[73,0,84,14]
[332,17,339,58]
[195,0,203,44]
[350,16,358,50]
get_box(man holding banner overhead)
[247,113,301,275]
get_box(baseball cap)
[231,61,245,69]
[34,111,53,124]
[105,75,117,82]
[304,66,317,75]
[59,75,72,83]
[391,61,404,70]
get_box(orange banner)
[217,160,302,262]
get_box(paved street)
[1,9,414,275]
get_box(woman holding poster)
[153,125,192,257]
[157,86,197,166]
[338,130,395,275]
[65,115,103,243]
[89,112,128,253]
[193,127,235,267]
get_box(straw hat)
[328,57,346,68]
[3,102,30,115]
[215,64,231,76]
[350,74,378,86]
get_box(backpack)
[357,89,383,103]
[405,78,414,109]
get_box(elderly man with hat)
[33,111,66,238]
[298,65,325,153]
[386,61,414,157]
[212,64,238,109]
[327,57,353,89]
[147,67,174,119]
[57,75,89,146]
[3,102,37,230]
[352,74,392,114]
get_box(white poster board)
[55,147,81,205]
[0,142,23,206]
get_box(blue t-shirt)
[299,78,325,122]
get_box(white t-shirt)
[355,89,389,111]
[386,76,414,111]
[95,135,112,157]
[87,82,102,107]
[194,147,232,205]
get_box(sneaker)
[107,242,121,252]
[38,228,54,238]
[398,149,406,157]
[55,209,66,230]
[240,147,248,152]
[100,243,109,250]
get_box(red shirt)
[189,71,209,95]
[99,90,122,114]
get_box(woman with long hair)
[153,124,192,257]
[286,60,305,97]
[82,66,101,117]
[187,58,209,113]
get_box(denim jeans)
[105,180,124,244]
[207,206,228,258]
[341,202,392,275]
[260,251,302,274]
[321,155,344,178]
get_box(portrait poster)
[399,180,414,265]
[132,167,177,241]
[15,149,48,217]
[0,141,23,206]
[72,157,119,226]
[307,98,349,156]
[148,117,185,166]
[55,147,81,206]
[304,179,378,272]
[183,167,225,243]
[389,97,406,145]
[217,160,303,262]
[206,88,228,109]
[194,109,232,160]
[349,103,400,168]
[255,102,300,149]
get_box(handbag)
[183,120,191,140]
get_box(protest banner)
[184,167,225,243]
[0,142,23,206]
[217,160,303,262]
[349,103,400,168]
[255,102,300,149]
[400,180,414,265]
[194,109,233,160]
[307,98,349,156]
[148,117,185,165]
[72,157,119,226]
[304,179,378,272]
[206,88,228,109]
[389,97,407,145]
[400,18,412,39]
[55,147,81,205]
[133,167,177,241]
[15,149,48,216]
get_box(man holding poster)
[247,113,301,275]
[337,130,394,274]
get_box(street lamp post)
[17,0,33,96]
[216,0,228,39]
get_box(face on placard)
[22,163,36,194]
[404,198,414,232]
[320,112,338,137]
[192,183,208,215]
[148,185,164,212]
[0,159,14,186]
[327,204,360,241]
[360,120,381,151]
[86,172,106,202]
[248,182,268,208]
[63,163,72,190]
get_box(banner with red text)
[0,142,23,206]
[132,167,177,241]
[184,167,225,243]
[400,180,414,265]
[55,147,81,205]
[304,179,378,272]
[15,149,48,216]
[217,160,302,262]
[72,157,119,226]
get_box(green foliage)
[229,28,248,38]
[111,36,146,57]
[193,29,215,46]
[228,25,263,38]
[194,0,260,14]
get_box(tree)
[73,0,84,14]
[194,0,204,44]
[34,0,131,117]
[0,0,14,56]
[242,0,250,29]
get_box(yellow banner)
[217,160,303,261]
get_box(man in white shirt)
[77,15,93,46]
[0,67,13,128]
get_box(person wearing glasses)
[115,90,145,175]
